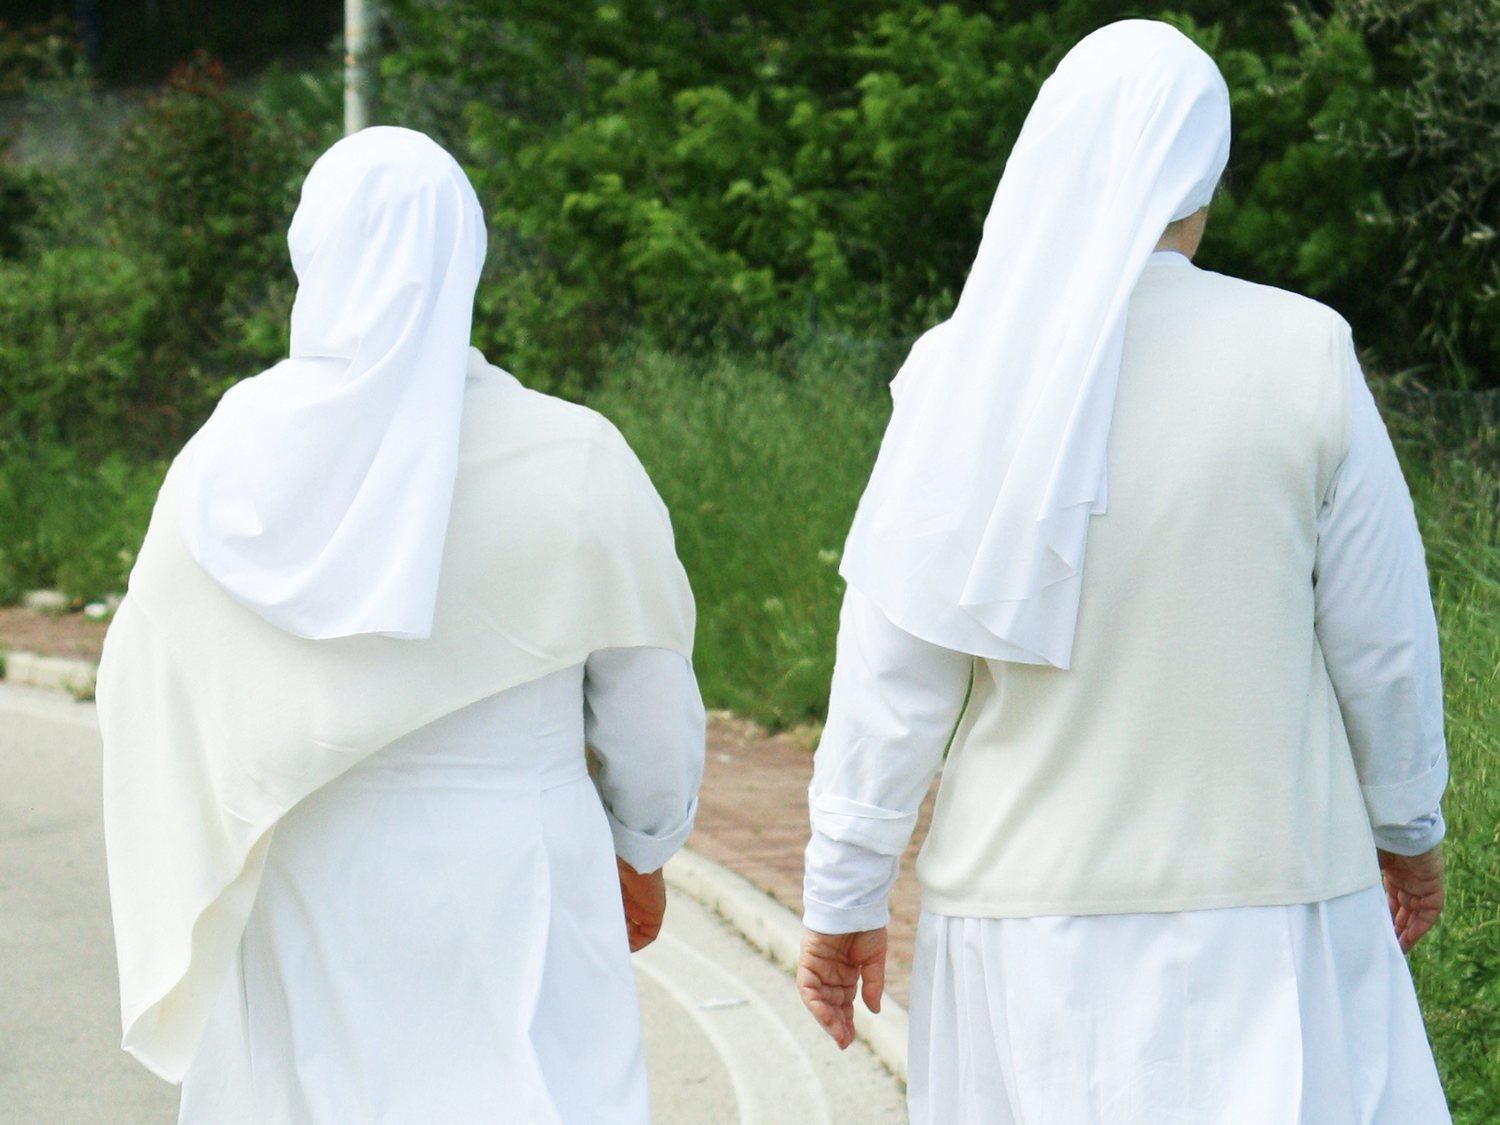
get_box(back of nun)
[97,128,705,1124]
[803,20,1451,1125]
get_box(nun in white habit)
[98,127,705,1123]
[799,21,1452,1124]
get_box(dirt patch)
[0,606,109,663]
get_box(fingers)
[861,953,885,1015]
[618,861,667,952]
[797,971,856,1049]
[797,927,889,1049]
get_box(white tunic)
[180,647,703,1124]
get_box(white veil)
[840,21,1231,668]
[178,127,487,640]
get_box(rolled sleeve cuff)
[1362,757,1448,832]
[802,831,899,935]
[802,896,891,935]
[808,791,917,857]
[1372,807,1446,856]
[608,797,697,874]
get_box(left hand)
[617,857,667,952]
[797,926,887,1049]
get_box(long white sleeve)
[1314,349,1448,855]
[803,590,972,933]
[585,646,706,874]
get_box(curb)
[0,653,909,1080]
[665,848,909,1083]
[0,650,97,698]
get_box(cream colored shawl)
[98,351,695,1081]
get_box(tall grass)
[590,343,891,727]
[0,441,164,605]
[1381,384,1500,1123]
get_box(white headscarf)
[840,20,1231,668]
[178,126,487,639]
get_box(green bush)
[0,16,85,96]
[0,245,158,446]
[1334,0,1500,385]
[101,53,303,448]
[0,441,164,604]
[0,56,309,456]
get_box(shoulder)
[460,350,661,506]
[461,350,646,470]
[1166,264,1353,351]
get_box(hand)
[1379,846,1445,953]
[617,857,667,952]
[797,926,887,1050]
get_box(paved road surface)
[0,682,904,1123]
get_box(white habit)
[100,355,704,1121]
[806,22,1449,1124]
[804,257,1451,1123]
[179,651,702,1123]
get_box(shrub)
[0,55,308,456]
[102,53,304,446]
[1333,0,1500,385]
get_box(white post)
[344,0,380,135]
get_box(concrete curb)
[0,654,909,1080]
[0,650,97,698]
[665,848,909,1083]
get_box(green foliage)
[1335,0,1500,385]
[0,16,86,95]
[588,343,890,726]
[0,56,313,455]
[0,161,41,259]
[99,53,303,448]
[384,0,1496,390]
[0,245,158,445]
[1379,381,1500,1122]
[0,440,164,604]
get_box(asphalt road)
[0,681,904,1123]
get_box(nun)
[98,127,705,1123]
[798,21,1451,1123]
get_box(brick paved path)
[690,712,936,1008]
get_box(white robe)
[100,357,699,1080]
[908,890,1448,1124]
[179,649,703,1124]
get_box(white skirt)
[908,886,1449,1124]
[179,666,649,1124]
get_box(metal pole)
[344,0,380,135]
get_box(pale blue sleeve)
[1314,347,1448,856]
[586,647,707,873]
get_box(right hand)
[1378,846,1445,953]
[617,857,667,952]
[797,926,887,1050]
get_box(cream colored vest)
[917,257,1379,918]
